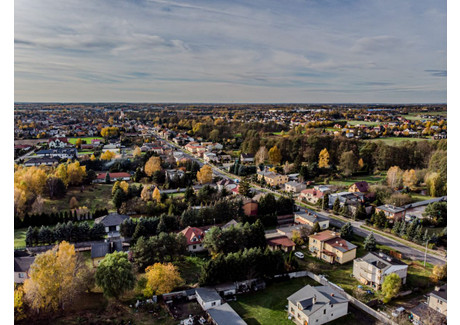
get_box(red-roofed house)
[266,234,296,252]
[308,230,357,264]
[48,137,69,148]
[94,172,131,183]
[180,226,206,252]
[299,188,325,204]
[349,181,369,193]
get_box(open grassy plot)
[365,137,434,145]
[345,120,383,126]
[173,255,209,285]
[68,137,103,145]
[14,228,27,248]
[323,174,385,187]
[229,277,317,325]
[43,184,115,213]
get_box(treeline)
[200,247,286,285]
[25,221,106,246]
[120,214,179,242]
[131,233,187,271]
[14,208,108,229]
[257,194,294,227]
[180,199,244,228]
[203,220,266,255]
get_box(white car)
[294,251,304,259]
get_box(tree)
[143,263,184,296]
[292,230,304,245]
[95,251,135,299]
[332,198,340,214]
[14,286,26,321]
[425,172,444,197]
[46,177,66,199]
[238,177,252,198]
[318,148,330,168]
[105,171,111,184]
[145,156,162,177]
[209,129,220,142]
[23,241,85,312]
[197,165,213,184]
[340,222,353,240]
[358,158,364,170]
[431,264,447,283]
[387,166,403,189]
[384,193,412,207]
[311,222,321,234]
[339,151,358,176]
[112,188,126,212]
[382,273,401,303]
[363,232,376,251]
[152,187,161,203]
[402,169,417,190]
[101,150,116,161]
[69,196,79,209]
[268,145,282,165]
[133,146,142,158]
[255,146,269,165]
[423,202,447,226]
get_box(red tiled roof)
[309,230,339,242]
[324,237,353,251]
[48,137,68,143]
[267,236,296,248]
[180,226,205,245]
[300,188,324,198]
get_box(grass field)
[68,137,103,145]
[43,184,115,213]
[322,174,385,187]
[365,137,434,145]
[14,228,27,248]
[346,120,383,126]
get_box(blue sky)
[14,0,446,103]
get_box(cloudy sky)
[14,0,446,103]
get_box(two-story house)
[308,230,357,264]
[375,204,406,221]
[180,226,206,252]
[287,285,348,325]
[353,252,408,289]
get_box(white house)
[287,285,348,325]
[204,152,219,164]
[180,226,206,252]
[48,137,69,148]
[14,256,35,284]
[284,181,306,193]
[196,287,222,310]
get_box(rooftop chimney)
[312,295,317,304]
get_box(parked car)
[294,251,304,259]
[392,307,405,317]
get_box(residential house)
[242,199,258,217]
[165,169,185,181]
[35,148,77,160]
[91,240,123,267]
[48,137,69,148]
[262,172,289,187]
[216,179,235,191]
[196,287,222,310]
[94,172,131,183]
[204,152,219,164]
[14,255,35,283]
[266,233,296,252]
[180,226,206,252]
[206,303,247,325]
[308,230,357,264]
[428,284,447,316]
[294,211,329,230]
[287,285,348,325]
[348,181,369,193]
[221,219,238,229]
[284,181,306,193]
[375,204,406,221]
[94,213,130,238]
[328,192,365,209]
[300,188,325,204]
[24,157,60,167]
[102,144,120,153]
[353,252,408,289]
[240,153,254,164]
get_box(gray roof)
[287,285,347,317]
[14,256,35,272]
[429,284,447,301]
[295,211,328,224]
[207,303,247,325]
[195,287,222,303]
[95,213,129,227]
[90,241,123,259]
[358,252,407,269]
[376,204,405,213]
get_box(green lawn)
[229,277,317,325]
[14,228,27,248]
[68,137,103,145]
[365,137,434,145]
[323,174,385,187]
[43,184,115,213]
[346,120,383,126]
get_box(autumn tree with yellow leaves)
[268,145,282,165]
[23,241,88,313]
[152,187,161,203]
[133,146,142,158]
[100,150,116,161]
[145,156,162,177]
[197,165,213,184]
[143,263,184,296]
[318,148,330,168]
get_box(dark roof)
[429,284,447,301]
[25,157,60,164]
[240,153,254,159]
[195,287,222,303]
[403,196,447,210]
[91,241,123,259]
[351,181,369,192]
[95,213,129,227]
[207,303,247,325]
[14,256,35,272]
[410,303,446,324]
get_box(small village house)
[308,230,357,264]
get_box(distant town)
[14,103,447,325]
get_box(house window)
[18,273,24,278]
[193,245,196,249]
[331,313,333,317]
[211,302,216,306]
[324,309,326,314]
